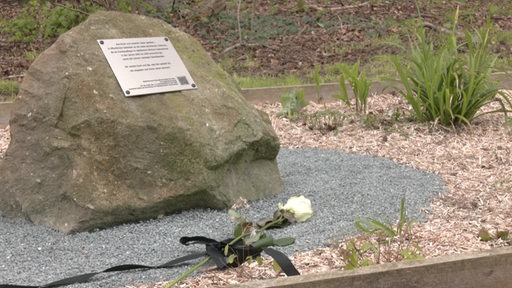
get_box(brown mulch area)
[120,93,511,288]
[190,96,512,288]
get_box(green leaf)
[342,240,360,270]
[335,60,370,114]
[234,223,244,238]
[313,65,321,87]
[272,237,295,247]
[228,209,246,223]
[333,74,350,107]
[397,196,407,236]
[250,234,274,249]
[369,219,397,238]
[479,228,492,242]
[244,231,264,246]
[497,230,510,240]
[400,248,424,260]
[354,219,374,233]
[355,217,397,238]
[224,244,230,256]
[279,89,308,119]
[272,259,281,272]
[360,258,373,267]
[256,256,264,265]
[227,254,236,264]
[360,242,377,253]
[348,251,359,269]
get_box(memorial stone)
[0,11,283,233]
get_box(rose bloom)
[278,196,313,222]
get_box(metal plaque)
[97,37,197,97]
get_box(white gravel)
[0,147,444,287]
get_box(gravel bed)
[0,147,444,287]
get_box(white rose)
[278,196,313,222]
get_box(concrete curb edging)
[242,72,512,104]
[227,246,512,288]
[1,73,510,127]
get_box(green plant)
[165,214,294,287]
[332,61,371,115]
[361,113,380,130]
[478,228,511,245]
[340,197,423,270]
[0,0,40,43]
[25,50,39,62]
[390,16,512,126]
[312,65,322,103]
[1,0,95,44]
[0,80,19,102]
[505,118,512,135]
[302,110,345,132]
[355,197,412,238]
[293,0,306,13]
[41,3,89,39]
[279,89,309,120]
[341,239,375,270]
[166,196,312,287]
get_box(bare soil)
[1,0,512,81]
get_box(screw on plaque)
[164,38,169,41]
[125,90,130,95]
[191,84,197,88]
[99,40,104,44]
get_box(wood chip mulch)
[1,93,511,287]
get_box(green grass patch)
[0,0,96,44]
[0,80,19,102]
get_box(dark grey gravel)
[0,147,444,287]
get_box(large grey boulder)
[0,11,283,233]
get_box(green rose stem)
[164,256,211,287]
[164,217,286,287]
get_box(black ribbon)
[0,236,299,288]
[180,236,300,276]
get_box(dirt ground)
[1,0,512,81]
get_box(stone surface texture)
[0,11,282,233]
